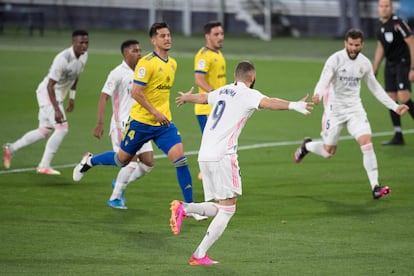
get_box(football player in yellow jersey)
[194,21,226,132]
[194,21,226,179]
[73,22,194,206]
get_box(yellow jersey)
[130,52,177,126]
[194,47,226,115]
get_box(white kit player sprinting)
[93,40,154,209]
[169,60,313,266]
[294,28,409,199]
[3,30,89,175]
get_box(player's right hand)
[93,124,104,139]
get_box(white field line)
[1,129,413,175]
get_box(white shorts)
[321,110,371,146]
[199,153,242,201]
[38,103,66,129]
[110,122,153,155]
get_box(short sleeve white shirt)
[36,46,88,106]
[198,82,266,161]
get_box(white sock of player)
[360,143,379,189]
[10,128,50,153]
[110,162,137,200]
[128,161,153,183]
[183,202,219,217]
[306,141,332,158]
[38,128,67,168]
[193,204,235,259]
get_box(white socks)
[38,129,68,168]
[191,204,236,259]
[184,202,219,217]
[10,128,50,153]
[129,162,153,182]
[110,161,153,200]
[306,141,332,158]
[360,143,378,189]
[110,162,136,200]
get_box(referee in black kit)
[373,0,414,145]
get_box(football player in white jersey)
[93,40,154,209]
[294,28,409,199]
[169,61,313,265]
[3,30,89,174]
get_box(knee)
[54,122,69,133]
[38,127,52,137]
[138,162,153,173]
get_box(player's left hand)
[396,104,409,116]
[66,99,75,112]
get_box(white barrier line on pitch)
[1,129,413,175]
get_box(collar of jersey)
[153,51,169,63]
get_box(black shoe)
[372,185,391,200]
[294,137,312,163]
[381,133,404,145]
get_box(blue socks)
[174,156,193,203]
[90,151,123,166]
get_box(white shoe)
[73,152,93,182]
[187,213,208,221]
[37,167,61,175]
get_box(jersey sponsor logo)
[156,84,172,90]
[137,67,146,78]
[197,59,206,69]
[384,32,393,43]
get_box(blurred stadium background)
[1,0,413,39]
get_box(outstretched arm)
[176,87,208,106]
[259,94,313,115]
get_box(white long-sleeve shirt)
[314,48,398,116]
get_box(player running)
[294,28,409,199]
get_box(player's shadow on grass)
[292,195,389,217]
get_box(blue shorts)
[120,119,182,155]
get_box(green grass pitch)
[0,29,413,275]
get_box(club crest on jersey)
[137,67,146,78]
[359,67,364,74]
[384,32,393,43]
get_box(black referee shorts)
[384,58,412,92]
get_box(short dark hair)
[345,28,364,42]
[204,21,222,34]
[72,29,88,37]
[235,60,255,81]
[149,22,169,37]
[121,39,139,54]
